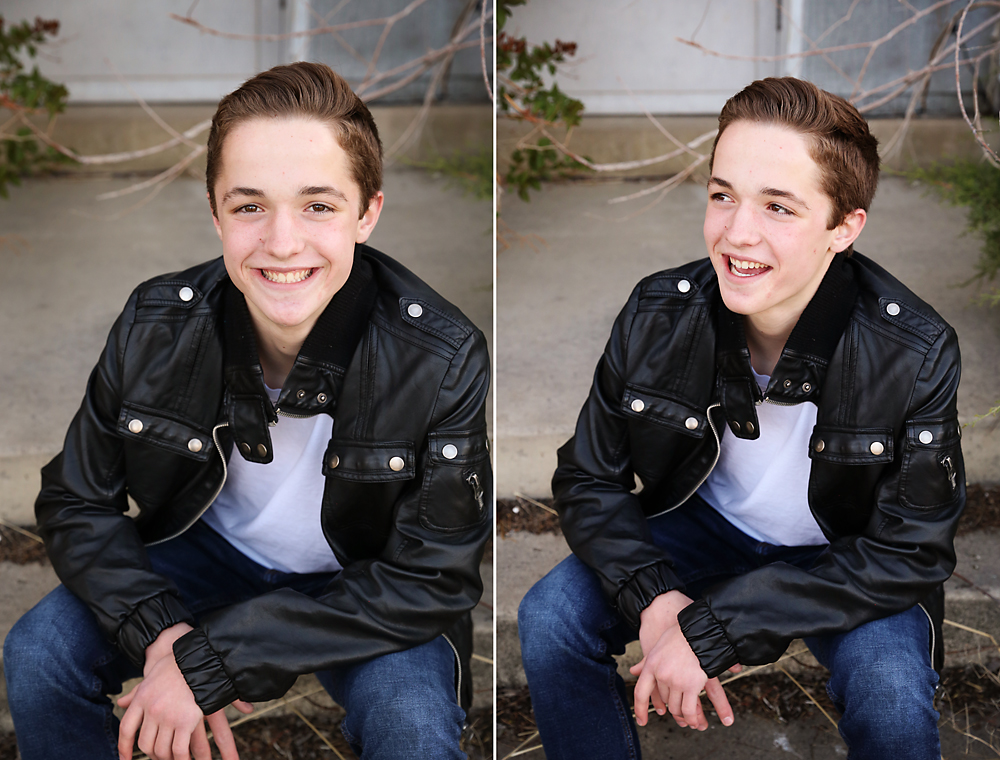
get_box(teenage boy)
[4,62,491,760]
[519,77,964,760]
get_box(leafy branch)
[0,16,71,197]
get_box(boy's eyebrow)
[760,186,810,209]
[300,185,349,203]
[220,187,265,205]
[707,177,810,209]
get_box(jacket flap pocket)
[622,384,707,437]
[323,439,415,482]
[118,402,213,461]
[904,418,960,449]
[809,426,893,464]
[428,428,489,464]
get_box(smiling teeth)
[262,269,313,284]
[729,258,769,277]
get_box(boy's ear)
[355,191,384,244]
[830,208,866,254]
[208,191,222,241]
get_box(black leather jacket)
[553,251,964,677]
[36,245,492,713]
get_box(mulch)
[498,663,1000,750]
[0,704,492,760]
[497,483,1000,538]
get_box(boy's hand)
[631,591,738,731]
[118,625,253,760]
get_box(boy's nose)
[725,204,761,246]
[264,209,304,258]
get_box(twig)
[102,57,201,149]
[943,619,1000,657]
[0,519,44,543]
[95,146,205,200]
[775,663,839,729]
[472,653,494,665]
[289,705,348,759]
[501,730,543,759]
[951,570,1000,608]
[169,0,434,41]
[481,0,493,102]
[513,492,558,516]
[955,0,1000,166]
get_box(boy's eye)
[308,203,332,213]
[236,204,260,214]
[768,202,792,215]
[710,192,732,202]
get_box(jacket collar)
[715,250,858,439]
[223,248,377,463]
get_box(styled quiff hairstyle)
[206,62,383,219]
[710,77,879,230]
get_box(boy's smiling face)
[704,121,864,338]
[212,116,382,347]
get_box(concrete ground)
[496,174,1000,755]
[0,168,494,739]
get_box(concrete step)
[0,558,493,735]
[496,530,1000,688]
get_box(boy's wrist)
[144,621,194,672]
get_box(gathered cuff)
[615,562,684,629]
[677,599,738,678]
[173,627,240,714]
[115,592,195,668]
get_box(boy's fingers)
[118,704,142,760]
[728,663,743,674]
[628,657,646,676]
[650,687,667,716]
[208,710,241,760]
[705,678,735,726]
[633,673,654,726]
[190,722,212,760]
[233,699,255,715]
[680,690,706,730]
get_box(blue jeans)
[4,520,466,760]
[518,496,940,760]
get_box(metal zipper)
[649,402,723,518]
[441,633,462,704]
[917,602,936,671]
[147,421,230,546]
[273,407,312,420]
[759,396,798,407]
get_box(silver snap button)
[685,417,699,430]
[317,393,328,404]
[442,444,459,460]
[783,379,792,388]
[389,456,405,471]
[257,444,268,457]
[296,389,306,399]
[240,442,251,456]
[802,382,812,393]
[870,441,885,456]
[886,302,901,316]
[631,399,645,413]
[677,279,691,293]
[814,439,825,453]
[128,419,143,434]
[746,421,755,434]
[178,286,194,302]
[187,438,203,453]
[329,454,340,468]
[918,430,933,444]
[407,303,423,318]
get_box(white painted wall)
[5,1,285,103]
[502,0,778,115]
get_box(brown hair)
[206,62,383,218]
[710,77,879,230]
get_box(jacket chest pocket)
[322,439,415,557]
[621,384,710,483]
[419,429,491,532]
[808,426,893,534]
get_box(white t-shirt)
[697,369,828,547]
[202,385,343,574]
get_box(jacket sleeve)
[552,284,688,629]
[678,325,965,677]
[35,291,196,667]
[173,328,492,713]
